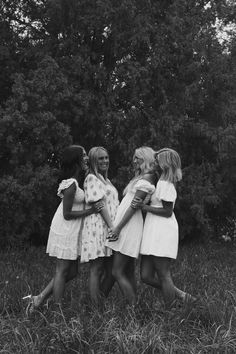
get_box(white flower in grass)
[222,234,231,242]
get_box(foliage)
[0,57,71,245]
[0,0,236,243]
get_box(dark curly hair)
[58,145,85,183]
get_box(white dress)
[80,174,119,263]
[46,178,85,260]
[106,179,155,258]
[140,180,179,259]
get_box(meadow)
[0,240,235,353]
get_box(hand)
[131,196,144,209]
[107,227,120,242]
[93,200,105,213]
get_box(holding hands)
[131,196,144,210]
[93,200,105,213]
[107,226,120,242]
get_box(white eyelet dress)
[80,174,119,263]
[46,178,85,260]
[140,180,179,259]
[106,179,155,258]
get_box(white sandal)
[22,295,38,315]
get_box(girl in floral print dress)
[80,147,119,305]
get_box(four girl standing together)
[25,144,194,313]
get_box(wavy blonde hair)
[88,146,109,182]
[124,146,155,195]
[155,148,182,183]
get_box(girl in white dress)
[80,147,119,305]
[106,147,156,304]
[132,148,195,308]
[24,145,102,311]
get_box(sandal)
[184,293,197,304]
[22,295,39,315]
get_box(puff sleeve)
[158,181,177,202]
[57,178,77,198]
[135,179,155,194]
[84,174,105,203]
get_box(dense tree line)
[0,0,236,246]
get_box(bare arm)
[99,205,113,229]
[143,200,173,218]
[114,174,156,232]
[63,183,97,220]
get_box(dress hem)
[80,253,113,263]
[46,252,79,260]
[140,252,177,259]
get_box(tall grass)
[0,241,235,353]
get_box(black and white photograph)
[0,0,236,352]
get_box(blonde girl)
[80,147,119,305]
[132,148,194,308]
[107,147,156,304]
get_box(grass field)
[0,240,235,353]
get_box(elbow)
[166,210,173,218]
[63,213,71,220]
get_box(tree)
[0,0,236,243]
[0,56,71,245]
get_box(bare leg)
[125,258,136,294]
[112,252,136,305]
[100,256,115,298]
[140,255,188,301]
[152,256,175,309]
[53,259,75,304]
[35,260,78,305]
[89,258,105,305]
[34,279,54,307]
[140,255,160,288]
[100,256,136,298]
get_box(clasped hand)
[107,227,119,242]
[131,196,144,209]
[93,200,105,213]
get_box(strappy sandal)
[22,295,38,315]
[184,293,198,304]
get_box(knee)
[112,266,122,280]
[90,264,103,278]
[140,270,150,285]
[158,271,171,284]
[56,266,70,278]
[68,268,77,281]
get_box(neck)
[99,172,106,180]
[73,168,82,182]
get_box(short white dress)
[106,179,155,258]
[140,180,179,259]
[80,174,119,263]
[46,178,85,260]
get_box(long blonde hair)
[88,146,109,182]
[124,146,155,195]
[155,148,182,183]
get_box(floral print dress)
[80,173,119,263]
